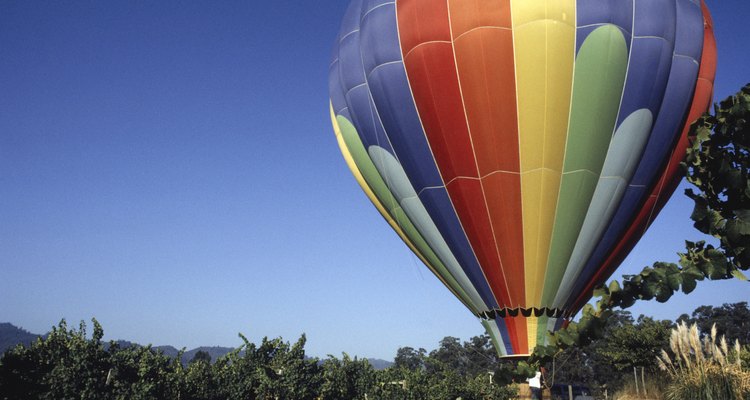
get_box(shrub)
[657,322,750,400]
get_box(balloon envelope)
[329,0,717,357]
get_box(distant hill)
[367,358,393,370]
[154,345,235,365]
[0,323,392,369]
[0,323,40,354]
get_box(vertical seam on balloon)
[538,0,564,310]
[446,0,515,308]
[508,0,527,310]
[538,0,578,309]
[539,0,550,311]
[394,0,502,311]
[612,0,637,132]
[554,2,636,309]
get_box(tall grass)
[657,322,750,400]
[611,375,665,400]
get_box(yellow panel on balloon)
[511,0,575,308]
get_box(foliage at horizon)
[2,303,749,398]
[0,319,516,400]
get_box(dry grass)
[611,375,665,400]
[657,322,750,400]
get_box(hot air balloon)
[328,0,717,357]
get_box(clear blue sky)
[1,1,748,361]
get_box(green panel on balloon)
[541,25,628,307]
[336,116,478,312]
[536,315,549,346]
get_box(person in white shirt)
[527,371,542,400]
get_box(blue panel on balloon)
[576,0,633,53]
[329,61,348,115]
[337,0,364,42]
[633,0,677,39]
[615,39,674,127]
[346,85,379,149]
[338,32,366,94]
[360,2,402,75]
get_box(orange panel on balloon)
[483,173,525,307]
[448,0,512,38]
[453,28,519,175]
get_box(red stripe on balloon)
[397,0,520,351]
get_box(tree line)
[1,302,748,399]
[0,318,515,400]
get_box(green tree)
[427,337,466,375]
[393,346,426,371]
[0,319,111,400]
[190,350,212,365]
[573,311,634,392]
[105,342,182,399]
[182,358,220,400]
[250,335,321,400]
[320,353,375,399]
[464,373,517,400]
[684,85,750,274]
[461,335,501,377]
[0,319,183,400]
[371,367,428,400]
[596,316,672,371]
